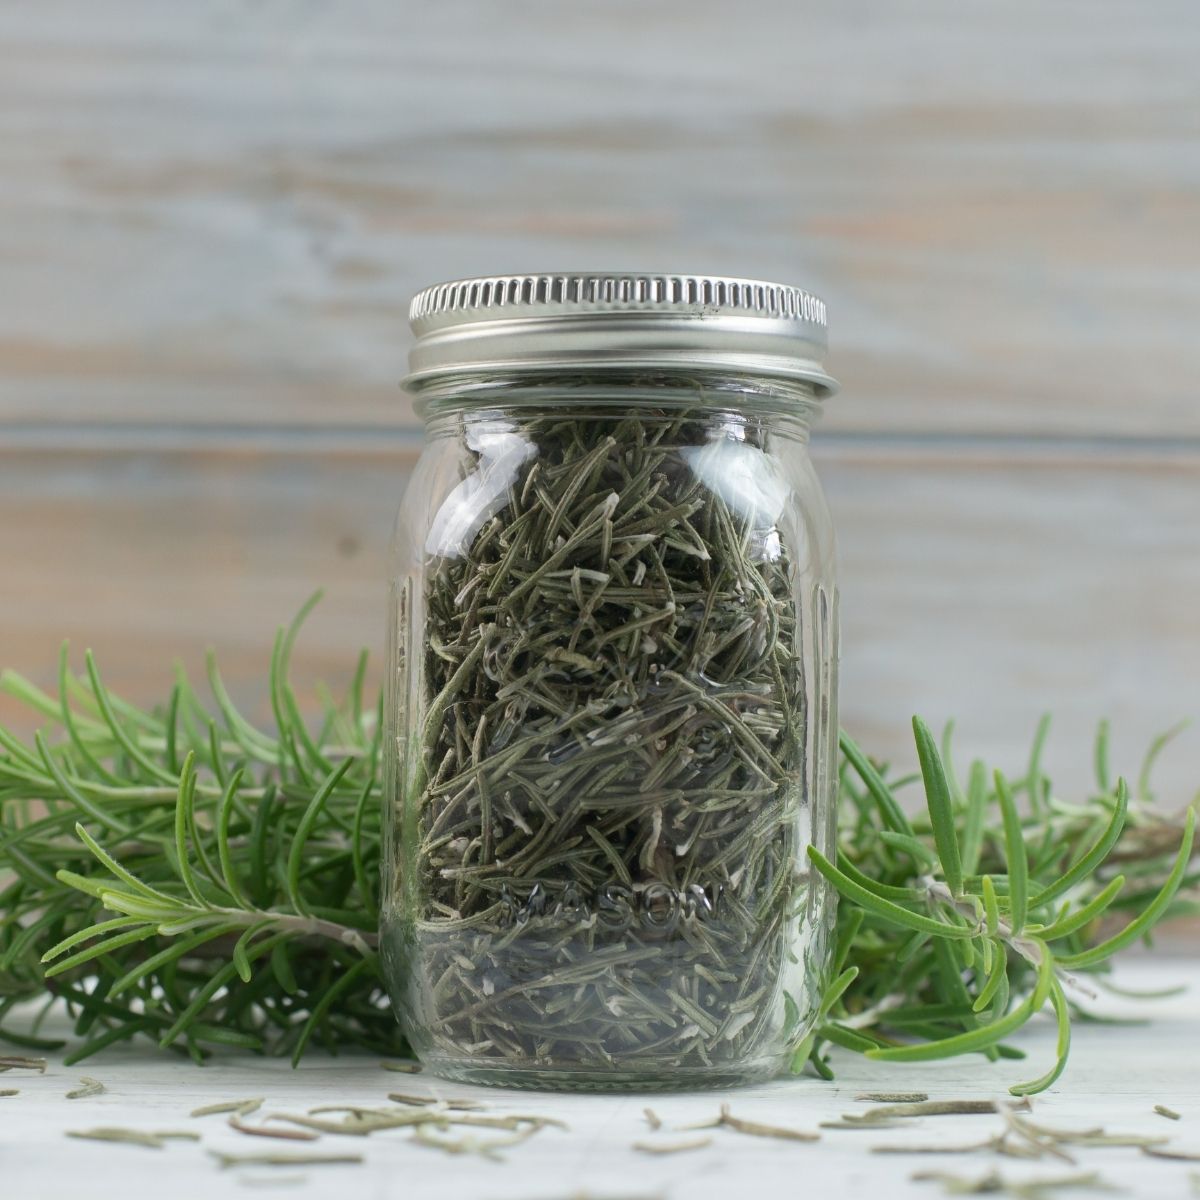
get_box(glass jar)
[382,273,840,1090]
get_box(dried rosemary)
[65,1075,105,1099]
[392,403,812,1078]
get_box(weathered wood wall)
[2,1,1199,800]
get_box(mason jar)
[382,273,840,1090]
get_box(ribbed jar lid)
[402,272,836,396]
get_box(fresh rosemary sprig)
[0,606,1196,1092]
[0,599,398,1065]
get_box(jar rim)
[402,272,838,398]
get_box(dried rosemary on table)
[0,598,1196,1092]
[389,404,812,1078]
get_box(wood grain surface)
[1,2,1198,803]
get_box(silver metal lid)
[403,272,836,396]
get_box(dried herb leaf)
[1143,1145,1200,1162]
[912,1169,1111,1198]
[848,1100,1000,1123]
[67,1128,200,1149]
[856,1091,930,1103]
[381,1060,422,1073]
[1155,1104,1182,1121]
[0,1056,47,1073]
[66,1076,106,1100]
[633,1136,713,1154]
[191,1097,264,1118]
[210,1150,363,1169]
[230,1114,319,1141]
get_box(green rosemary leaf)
[840,731,914,837]
[33,732,129,837]
[285,759,355,918]
[1031,876,1125,942]
[1093,719,1111,794]
[971,938,1008,1014]
[981,876,1000,938]
[807,848,974,939]
[1030,779,1128,909]
[1025,714,1052,820]
[867,947,1052,1065]
[84,651,177,786]
[961,760,988,878]
[1137,720,1189,803]
[1009,978,1070,1096]
[289,954,376,1068]
[994,771,1028,935]
[1056,808,1195,969]
[914,716,963,896]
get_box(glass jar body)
[382,374,839,1090]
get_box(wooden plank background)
[2,1,1199,805]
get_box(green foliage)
[1,603,1197,1092]
[805,719,1197,1094]
[0,598,398,1064]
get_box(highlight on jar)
[381,273,840,1090]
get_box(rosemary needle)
[0,1056,47,1073]
[210,1151,364,1169]
[190,1098,264,1118]
[685,1103,818,1142]
[67,1128,200,1148]
[633,1136,713,1154]
[1155,1104,1182,1121]
[65,1076,106,1099]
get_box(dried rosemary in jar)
[383,274,840,1090]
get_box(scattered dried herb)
[230,1114,319,1142]
[386,1091,485,1110]
[912,1169,1111,1199]
[1156,1104,1182,1121]
[412,1122,540,1160]
[66,1127,200,1148]
[632,1136,713,1154]
[848,1100,1001,1122]
[1143,1145,1200,1162]
[682,1102,818,1141]
[872,1137,1005,1155]
[191,1097,264,1118]
[1,1088,17,1097]
[820,1119,906,1130]
[210,1150,363,1169]
[856,1091,930,1103]
[65,1076,105,1099]
[0,1055,47,1073]
[643,1108,663,1130]
[381,1060,422,1073]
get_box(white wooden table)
[4,960,1199,1199]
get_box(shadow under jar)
[382,273,840,1090]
